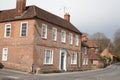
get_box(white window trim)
[44,49,53,64]
[85,58,88,65]
[71,53,77,64]
[52,27,57,41]
[82,58,86,65]
[61,30,66,43]
[82,58,88,65]
[20,22,28,37]
[69,33,73,45]
[4,24,11,38]
[84,47,87,54]
[2,48,8,61]
[75,35,79,46]
[41,24,47,39]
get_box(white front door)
[59,49,67,71]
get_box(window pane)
[21,23,27,37]
[69,33,73,44]
[5,24,11,38]
[2,48,8,61]
[61,31,66,43]
[44,49,53,64]
[76,35,79,46]
[52,28,57,41]
[42,24,47,39]
[71,53,77,64]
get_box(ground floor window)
[71,53,77,64]
[44,49,53,64]
[82,58,88,65]
[2,48,8,61]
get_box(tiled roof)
[89,54,102,60]
[0,5,82,34]
[87,40,98,48]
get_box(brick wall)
[0,19,35,72]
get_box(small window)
[52,28,57,41]
[75,35,79,46]
[44,49,53,64]
[20,22,28,37]
[61,30,66,43]
[82,58,88,65]
[85,58,88,65]
[71,53,77,64]
[69,33,73,44]
[2,48,8,61]
[4,24,11,38]
[42,24,47,39]
[84,47,87,54]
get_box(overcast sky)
[0,0,120,40]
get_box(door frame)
[59,49,67,71]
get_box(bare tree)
[89,32,110,53]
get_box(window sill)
[43,64,53,66]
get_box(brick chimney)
[64,13,70,22]
[82,34,88,42]
[16,0,26,15]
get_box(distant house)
[81,35,104,70]
[87,40,104,69]
[81,35,90,70]
[0,0,82,73]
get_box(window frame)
[2,48,8,61]
[52,27,57,41]
[82,58,88,65]
[20,22,28,37]
[4,24,11,38]
[75,35,79,46]
[61,30,66,43]
[44,49,53,64]
[69,33,73,45]
[84,47,87,54]
[71,53,77,64]
[41,24,47,39]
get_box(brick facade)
[0,0,82,73]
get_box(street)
[0,64,120,80]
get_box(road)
[0,64,120,80]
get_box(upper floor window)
[75,35,79,46]
[44,49,53,64]
[52,28,57,41]
[4,24,11,38]
[2,48,8,61]
[42,24,47,39]
[71,53,77,64]
[61,30,66,43]
[69,33,73,44]
[20,22,28,37]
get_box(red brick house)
[81,35,104,70]
[81,35,90,70]
[0,0,82,73]
[87,40,104,69]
